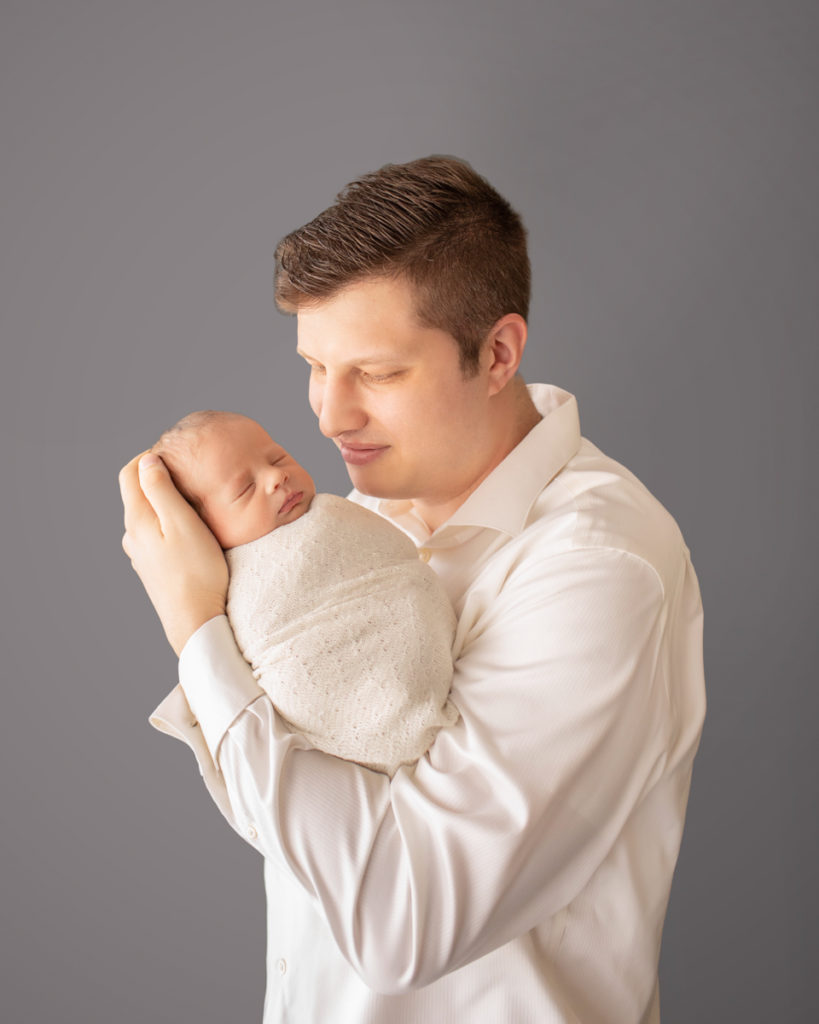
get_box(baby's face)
[184,416,316,548]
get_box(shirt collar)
[442,384,581,536]
[366,384,581,541]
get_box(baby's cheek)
[242,505,281,545]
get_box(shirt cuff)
[177,614,264,760]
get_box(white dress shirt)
[151,384,706,1023]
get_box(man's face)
[296,276,498,530]
[191,417,316,549]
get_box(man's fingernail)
[139,454,160,470]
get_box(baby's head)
[153,411,316,549]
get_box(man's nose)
[314,377,367,438]
[262,465,288,494]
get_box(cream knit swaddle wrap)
[225,493,458,774]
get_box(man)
[120,156,705,1022]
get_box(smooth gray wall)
[2,2,816,1021]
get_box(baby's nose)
[264,466,288,494]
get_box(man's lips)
[338,442,389,466]
[278,491,304,516]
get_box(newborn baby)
[153,411,458,774]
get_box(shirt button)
[277,958,287,976]
[418,548,431,563]
[246,824,258,841]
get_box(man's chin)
[346,468,406,501]
[348,479,389,498]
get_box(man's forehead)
[296,312,442,365]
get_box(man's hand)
[119,452,229,656]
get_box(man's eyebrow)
[296,348,405,367]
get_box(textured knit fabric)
[225,493,458,775]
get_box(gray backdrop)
[2,2,816,1021]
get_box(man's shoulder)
[522,438,688,595]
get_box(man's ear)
[483,314,528,396]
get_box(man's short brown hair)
[274,155,530,375]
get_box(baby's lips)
[278,491,303,516]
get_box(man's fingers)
[121,531,135,561]
[119,450,155,533]
[117,450,227,654]
[136,453,198,535]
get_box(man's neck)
[412,379,542,532]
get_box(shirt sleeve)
[155,547,681,994]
